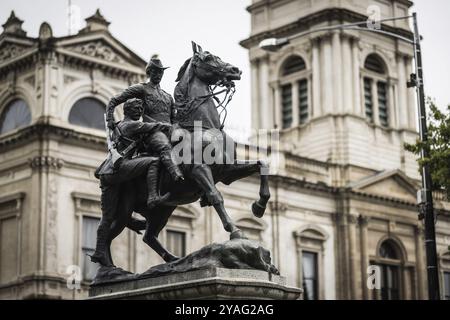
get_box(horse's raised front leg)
[142,205,180,262]
[221,160,271,218]
[191,164,246,239]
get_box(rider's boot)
[90,225,112,267]
[160,149,184,182]
[146,161,170,209]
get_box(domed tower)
[240,0,418,183]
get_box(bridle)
[175,57,237,130]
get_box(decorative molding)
[28,156,64,170]
[0,43,28,64]
[63,74,78,85]
[0,192,25,219]
[0,122,106,150]
[66,41,126,64]
[72,192,101,214]
[358,215,371,226]
[23,74,35,87]
[348,214,358,224]
[269,200,288,212]
[240,8,414,49]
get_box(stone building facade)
[0,2,449,300]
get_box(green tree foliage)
[405,98,450,199]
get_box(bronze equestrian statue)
[93,42,271,269]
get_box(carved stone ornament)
[67,41,126,64]
[0,43,28,64]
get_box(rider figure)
[106,55,183,188]
[92,98,171,266]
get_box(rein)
[175,82,236,130]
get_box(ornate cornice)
[0,122,106,150]
[240,8,414,49]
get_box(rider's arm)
[127,121,169,136]
[106,84,144,127]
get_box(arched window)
[377,239,402,300]
[69,98,106,130]
[363,54,389,127]
[279,55,309,129]
[282,56,306,76]
[0,99,31,135]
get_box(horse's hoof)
[163,253,180,263]
[89,252,114,267]
[230,230,248,240]
[252,201,266,218]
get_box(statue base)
[88,267,302,300]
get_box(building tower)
[241,0,419,184]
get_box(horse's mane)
[175,58,192,82]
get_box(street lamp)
[259,12,441,300]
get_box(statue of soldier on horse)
[91,42,271,272]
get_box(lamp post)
[259,12,440,300]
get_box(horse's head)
[188,41,241,86]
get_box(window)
[378,240,401,300]
[445,272,450,300]
[365,54,385,74]
[0,193,23,285]
[69,98,106,130]
[298,79,308,124]
[377,82,388,126]
[364,78,373,121]
[81,216,100,281]
[302,251,318,300]
[363,54,389,126]
[294,227,328,300]
[279,55,308,129]
[166,230,186,257]
[282,56,306,76]
[0,99,31,135]
[281,84,292,129]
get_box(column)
[388,78,397,128]
[312,38,321,117]
[372,80,380,125]
[273,83,281,129]
[292,81,299,127]
[359,215,370,299]
[406,57,417,130]
[342,36,353,113]
[414,225,425,299]
[332,31,343,113]
[250,59,260,130]
[352,38,362,115]
[397,54,408,128]
[348,214,359,299]
[259,56,271,129]
[322,36,333,114]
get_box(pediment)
[350,170,418,202]
[57,33,146,71]
[0,39,36,65]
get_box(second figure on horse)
[106,55,184,192]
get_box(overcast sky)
[0,0,448,136]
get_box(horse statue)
[100,42,271,270]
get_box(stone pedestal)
[89,268,302,300]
